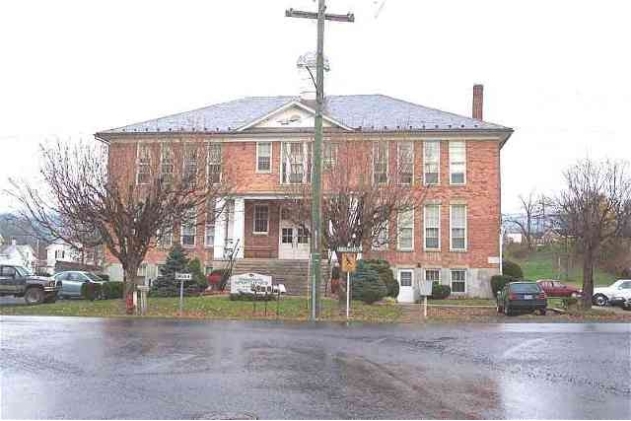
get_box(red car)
[536,279,582,298]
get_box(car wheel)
[496,303,503,314]
[593,294,608,307]
[24,287,45,305]
[503,304,511,316]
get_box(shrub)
[98,274,110,282]
[491,275,518,295]
[621,268,631,278]
[150,245,200,297]
[81,282,102,301]
[431,283,451,299]
[187,258,208,290]
[351,261,387,304]
[502,260,523,278]
[362,259,399,298]
[102,281,124,299]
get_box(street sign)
[337,246,362,253]
[175,273,192,281]
[341,253,357,273]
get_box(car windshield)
[511,283,541,293]
[14,266,33,277]
[85,273,104,282]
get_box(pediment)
[237,101,351,131]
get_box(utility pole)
[286,2,354,321]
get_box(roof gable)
[237,101,352,131]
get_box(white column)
[233,198,245,258]
[213,199,227,259]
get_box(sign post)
[338,246,361,321]
[175,272,192,316]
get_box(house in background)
[95,57,513,300]
[45,239,103,274]
[0,238,37,272]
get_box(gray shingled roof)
[100,94,510,134]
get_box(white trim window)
[397,209,414,251]
[281,142,311,184]
[425,268,441,285]
[399,269,413,287]
[160,144,174,185]
[256,142,272,173]
[207,143,222,185]
[204,201,215,248]
[449,141,466,185]
[323,142,338,170]
[450,204,467,251]
[181,209,196,247]
[253,205,269,234]
[424,204,440,250]
[182,145,198,188]
[157,223,173,249]
[451,269,466,293]
[423,140,440,185]
[136,144,151,185]
[397,141,414,185]
[373,141,389,184]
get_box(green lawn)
[0,296,404,323]
[508,248,616,288]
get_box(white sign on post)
[229,273,273,296]
[174,272,191,316]
[418,280,434,320]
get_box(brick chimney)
[472,84,484,120]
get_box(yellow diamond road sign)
[342,253,357,273]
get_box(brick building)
[96,75,512,300]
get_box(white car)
[592,279,631,306]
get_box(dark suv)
[0,265,61,304]
[497,281,547,316]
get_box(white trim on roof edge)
[235,100,353,132]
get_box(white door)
[279,220,310,259]
[397,270,415,303]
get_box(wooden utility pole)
[286,2,354,321]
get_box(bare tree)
[551,159,631,308]
[282,136,425,264]
[506,191,547,251]
[7,139,232,313]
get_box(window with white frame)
[371,222,389,250]
[449,141,466,185]
[424,204,440,250]
[323,142,338,170]
[157,223,173,249]
[450,204,467,250]
[182,145,198,188]
[281,142,311,184]
[256,142,271,172]
[160,144,174,185]
[253,205,269,234]
[397,209,414,250]
[399,270,413,287]
[373,141,388,184]
[205,201,215,248]
[136,144,151,185]
[207,143,222,184]
[451,269,466,293]
[423,140,440,185]
[181,209,196,247]
[398,141,414,185]
[425,269,440,284]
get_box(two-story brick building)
[96,76,512,300]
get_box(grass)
[0,296,404,323]
[507,247,616,288]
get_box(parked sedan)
[497,281,547,316]
[592,279,631,306]
[53,271,107,299]
[536,279,582,298]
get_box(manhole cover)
[196,412,258,420]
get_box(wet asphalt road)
[1,317,629,420]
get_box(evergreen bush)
[350,261,387,304]
[491,275,518,295]
[502,260,524,278]
[431,283,451,299]
[363,259,399,298]
[150,245,200,297]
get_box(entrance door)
[279,218,310,260]
[397,269,415,303]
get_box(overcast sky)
[1,0,629,213]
